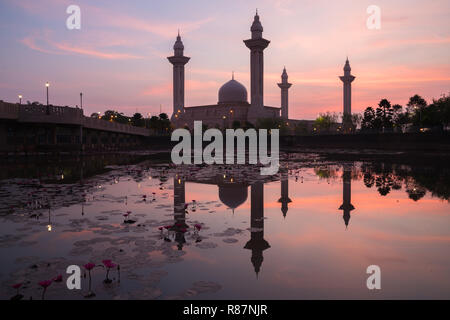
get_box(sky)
[0,0,449,120]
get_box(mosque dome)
[218,183,248,209]
[218,79,248,104]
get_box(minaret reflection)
[339,167,355,229]
[278,173,292,218]
[244,181,270,277]
[173,175,188,250]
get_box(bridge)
[0,101,151,153]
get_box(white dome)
[218,79,248,104]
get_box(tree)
[256,118,288,134]
[407,95,427,127]
[433,93,450,129]
[392,104,408,130]
[361,107,376,131]
[131,113,145,127]
[314,112,339,133]
[376,99,394,130]
[101,110,116,121]
[406,94,427,114]
[342,113,361,132]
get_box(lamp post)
[46,82,50,105]
[18,95,22,105]
[80,92,83,109]
[45,82,50,114]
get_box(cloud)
[20,31,144,60]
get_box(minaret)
[278,173,292,218]
[338,167,355,229]
[244,10,270,119]
[277,67,292,120]
[173,175,188,250]
[244,181,270,277]
[168,32,190,124]
[339,58,355,116]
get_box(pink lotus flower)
[102,259,116,269]
[39,280,52,288]
[84,262,96,271]
[12,283,22,296]
[194,224,202,231]
[158,226,164,231]
[12,283,22,289]
[53,274,63,283]
[102,260,117,284]
[164,225,172,230]
[39,280,52,300]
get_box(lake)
[0,152,449,299]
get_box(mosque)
[167,11,355,130]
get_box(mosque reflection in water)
[169,165,358,277]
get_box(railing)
[82,117,149,136]
[0,101,150,136]
[19,104,83,125]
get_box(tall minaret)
[244,181,270,278]
[173,175,188,250]
[168,32,190,123]
[244,11,270,119]
[277,67,292,120]
[338,167,355,229]
[278,173,292,218]
[339,58,355,116]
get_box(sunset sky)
[0,0,449,119]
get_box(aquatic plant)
[38,280,52,300]
[102,260,117,284]
[84,262,96,298]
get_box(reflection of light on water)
[1,158,450,300]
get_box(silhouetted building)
[244,181,270,277]
[168,32,190,123]
[173,175,188,250]
[339,167,355,228]
[169,12,311,129]
[278,67,292,120]
[339,58,355,117]
[218,180,248,214]
[278,174,292,218]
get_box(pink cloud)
[20,31,144,60]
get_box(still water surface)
[0,153,449,299]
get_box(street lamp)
[46,82,50,104]
[45,82,50,115]
[18,95,22,105]
[80,92,83,109]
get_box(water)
[0,153,449,299]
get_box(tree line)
[312,93,450,133]
[90,111,171,134]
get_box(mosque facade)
[167,12,355,131]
